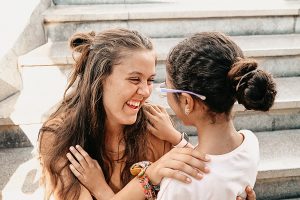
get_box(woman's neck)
[194,116,243,155]
[105,119,125,153]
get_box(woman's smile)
[126,100,142,110]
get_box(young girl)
[149,32,277,199]
[66,31,259,200]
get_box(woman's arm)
[68,146,209,200]
[39,131,94,200]
[67,145,115,199]
[68,146,257,200]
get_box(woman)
[39,28,209,200]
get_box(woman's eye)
[147,79,155,84]
[129,78,140,84]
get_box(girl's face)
[103,49,156,126]
[165,76,191,126]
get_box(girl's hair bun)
[228,58,277,111]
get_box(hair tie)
[235,69,259,92]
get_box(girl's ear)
[181,93,194,115]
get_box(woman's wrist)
[130,161,160,200]
[93,189,114,200]
[93,182,115,200]
[145,163,160,185]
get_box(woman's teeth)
[127,100,141,108]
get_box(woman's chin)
[121,115,138,125]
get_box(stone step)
[282,199,300,200]
[19,34,300,81]
[42,0,300,41]
[0,147,42,200]
[0,129,299,199]
[53,0,175,5]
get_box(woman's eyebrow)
[128,71,156,77]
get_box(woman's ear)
[181,93,194,115]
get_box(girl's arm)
[144,104,193,148]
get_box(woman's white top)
[157,130,259,200]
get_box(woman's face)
[103,49,156,126]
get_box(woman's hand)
[144,104,182,145]
[67,145,114,200]
[145,147,210,185]
[236,186,256,200]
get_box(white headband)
[235,69,259,92]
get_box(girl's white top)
[157,130,259,200]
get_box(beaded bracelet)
[130,161,160,200]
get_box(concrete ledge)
[0,66,70,126]
[42,0,300,40]
[43,0,300,22]
[0,125,32,148]
[256,129,300,180]
[1,129,299,199]
[53,0,173,5]
[255,177,300,200]
[19,34,300,66]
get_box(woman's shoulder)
[39,115,66,154]
[146,132,172,161]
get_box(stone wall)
[0,0,52,102]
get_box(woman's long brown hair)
[38,28,154,199]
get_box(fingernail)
[186,177,192,183]
[70,146,75,151]
[246,186,252,192]
[75,145,79,148]
[197,173,203,179]
[204,166,210,173]
[205,155,211,161]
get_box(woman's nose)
[137,82,151,97]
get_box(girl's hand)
[145,147,210,185]
[144,104,182,145]
[236,186,256,200]
[67,145,114,200]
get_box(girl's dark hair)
[39,28,153,199]
[167,32,277,118]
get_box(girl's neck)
[194,117,243,155]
